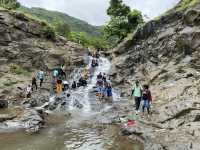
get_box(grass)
[175,0,198,11]
[3,79,18,86]
[9,64,30,76]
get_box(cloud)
[18,0,179,25]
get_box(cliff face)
[112,0,200,149]
[112,0,200,98]
[0,9,85,98]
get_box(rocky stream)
[0,57,143,150]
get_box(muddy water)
[0,112,143,150]
[0,57,143,150]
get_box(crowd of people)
[96,72,113,102]
[23,50,153,119]
[23,50,113,103]
[89,50,113,102]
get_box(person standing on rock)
[131,80,143,115]
[37,70,45,87]
[53,69,59,80]
[142,84,152,117]
[32,76,37,91]
[26,85,32,98]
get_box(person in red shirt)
[142,84,152,115]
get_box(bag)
[127,120,135,126]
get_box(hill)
[18,6,102,38]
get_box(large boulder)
[184,9,200,26]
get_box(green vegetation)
[104,0,143,44]
[9,64,30,76]
[18,7,101,38]
[70,32,109,49]
[175,0,197,11]
[0,0,20,9]
[54,21,71,38]
[3,79,18,86]
[18,6,110,49]
[41,24,56,40]
[2,1,110,49]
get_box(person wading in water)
[131,80,143,115]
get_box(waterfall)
[48,56,120,113]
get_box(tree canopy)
[104,0,143,43]
[69,32,109,50]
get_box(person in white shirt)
[26,85,32,98]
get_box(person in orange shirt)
[56,78,63,94]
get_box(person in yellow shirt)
[83,68,89,80]
[56,78,63,94]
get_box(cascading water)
[66,56,120,113]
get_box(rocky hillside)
[0,8,85,99]
[111,0,200,149]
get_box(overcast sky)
[18,0,180,26]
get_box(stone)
[0,100,8,109]
[0,114,16,122]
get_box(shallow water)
[0,57,143,150]
[0,112,143,150]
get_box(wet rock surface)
[0,107,44,133]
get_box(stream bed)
[0,57,143,150]
[0,112,143,150]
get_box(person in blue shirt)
[37,70,45,87]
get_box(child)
[26,85,32,98]
[142,84,152,116]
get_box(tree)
[69,31,109,50]
[104,0,143,43]
[0,0,20,9]
[107,0,130,17]
[128,10,144,32]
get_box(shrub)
[9,64,30,76]
[42,25,56,40]
[3,79,18,86]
